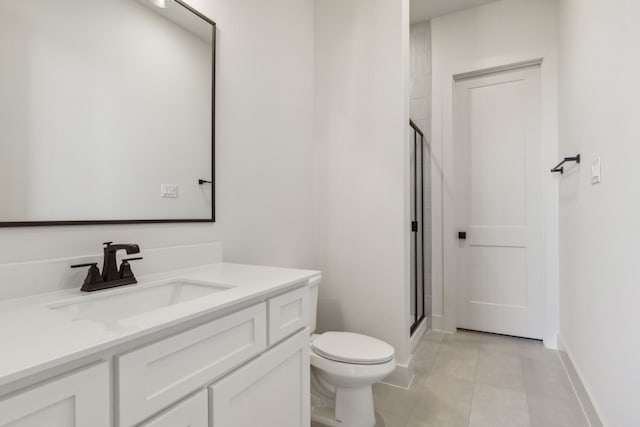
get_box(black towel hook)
[551,154,580,174]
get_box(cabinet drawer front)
[140,390,207,427]
[0,362,110,427]
[209,329,310,427]
[117,303,267,427]
[268,286,309,345]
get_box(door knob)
[458,231,467,240]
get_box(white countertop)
[0,262,320,389]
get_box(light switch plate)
[161,184,178,198]
[591,157,601,184]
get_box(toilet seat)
[311,332,394,365]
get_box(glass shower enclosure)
[410,120,427,335]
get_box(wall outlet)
[591,157,601,184]
[161,184,178,198]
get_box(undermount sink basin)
[49,280,233,322]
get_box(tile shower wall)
[410,21,431,136]
[410,21,432,327]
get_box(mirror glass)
[0,0,215,225]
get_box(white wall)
[314,0,412,363]
[430,0,560,346]
[557,0,640,425]
[0,0,315,291]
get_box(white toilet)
[308,278,396,427]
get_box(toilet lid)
[311,332,395,365]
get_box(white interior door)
[454,65,543,339]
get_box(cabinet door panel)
[0,363,109,427]
[140,390,207,427]
[210,329,309,427]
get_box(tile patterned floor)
[372,330,588,427]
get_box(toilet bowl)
[306,277,396,427]
[309,332,396,427]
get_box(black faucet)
[71,242,143,292]
[102,242,140,282]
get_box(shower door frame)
[410,120,426,336]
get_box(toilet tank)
[308,276,321,333]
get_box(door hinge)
[411,221,418,232]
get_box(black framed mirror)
[0,0,215,226]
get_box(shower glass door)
[410,120,425,335]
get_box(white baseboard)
[557,334,605,427]
[381,320,431,390]
[379,359,414,389]
[410,319,427,353]
[543,332,558,350]
[432,314,457,334]
[432,314,445,331]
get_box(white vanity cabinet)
[115,285,309,427]
[117,303,267,427]
[0,362,110,427]
[0,282,313,427]
[210,329,310,427]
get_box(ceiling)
[410,0,502,23]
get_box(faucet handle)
[120,257,143,280]
[71,262,98,269]
[71,263,104,290]
[102,241,113,247]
